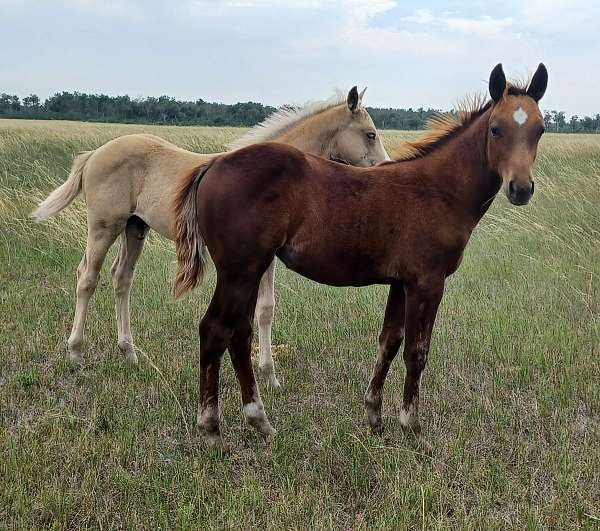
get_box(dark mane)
[393,84,529,162]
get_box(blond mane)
[393,82,529,161]
[229,91,347,150]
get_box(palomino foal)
[32,87,389,384]
[173,63,548,448]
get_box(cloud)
[443,15,515,37]
[400,2,599,38]
[0,0,598,115]
[521,0,600,34]
[401,8,516,38]
[401,8,434,24]
[183,0,395,20]
[298,5,529,63]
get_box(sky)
[1,0,599,116]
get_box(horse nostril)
[508,180,516,197]
[530,181,535,196]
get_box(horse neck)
[415,108,501,228]
[274,106,342,157]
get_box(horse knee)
[76,273,99,298]
[377,327,404,360]
[230,324,253,354]
[385,330,405,353]
[404,342,428,375]
[76,260,87,281]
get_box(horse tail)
[31,150,94,221]
[172,160,214,301]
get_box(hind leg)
[399,278,444,434]
[232,281,276,436]
[110,216,149,365]
[67,218,122,363]
[197,270,272,447]
[197,277,246,448]
[255,260,280,387]
[364,283,406,434]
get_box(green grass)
[1,118,599,529]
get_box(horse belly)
[135,180,177,239]
[276,243,386,287]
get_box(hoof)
[399,405,421,435]
[118,340,138,365]
[261,423,277,438]
[416,436,433,456]
[199,429,224,450]
[122,348,138,366]
[259,365,281,388]
[364,392,383,435]
[399,417,431,455]
[67,349,83,364]
[366,408,383,435]
[125,351,138,366]
[245,409,277,438]
[267,374,281,388]
[368,418,384,436]
[248,417,277,438]
[402,429,433,456]
[400,421,422,436]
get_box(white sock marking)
[243,397,275,435]
[243,401,263,419]
[399,402,416,426]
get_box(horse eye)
[366,132,376,140]
[490,126,502,138]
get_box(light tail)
[172,160,214,300]
[31,150,94,220]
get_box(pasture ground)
[0,119,599,529]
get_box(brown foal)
[173,63,548,448]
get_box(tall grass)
[0,119,598,529]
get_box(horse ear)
[489,63,506,102]
[359,87,367,102]
[527,63,548,102]
[347,86,359,112]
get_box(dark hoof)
[199,430,225,451]
[417,436,433,456]
[401,422,422,436]
[370,422,384,436]
[400,425,432,456]
[365,402,383,435]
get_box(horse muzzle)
[507,179,534,206]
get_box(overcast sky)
[2,0,598,116]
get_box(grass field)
[1,118,599,529]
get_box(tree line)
[1,91,599,133]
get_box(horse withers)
[32,87,389,388]
[173,64,548,448]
